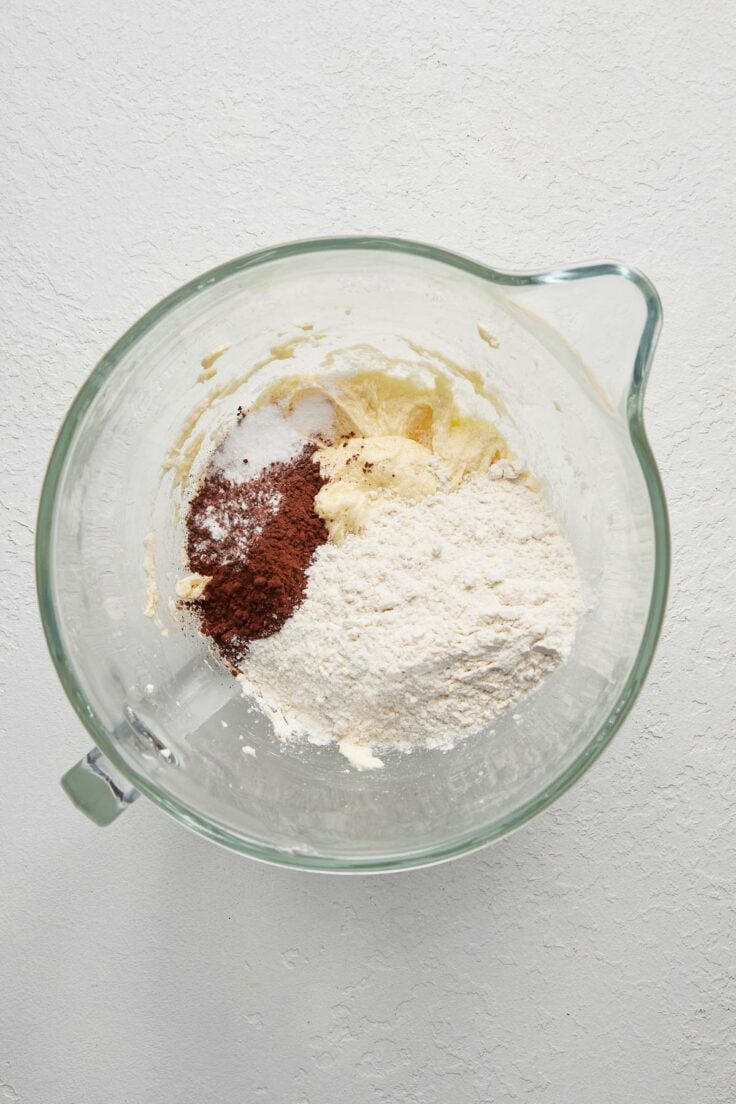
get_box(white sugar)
[212,398,334,484]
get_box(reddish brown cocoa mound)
[185,446,328,665]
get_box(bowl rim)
[35,235,670,873]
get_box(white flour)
[239,471,583,762]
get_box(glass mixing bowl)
[36,237,669,872]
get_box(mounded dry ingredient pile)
[186,446,327,665]
[239,471,582,754]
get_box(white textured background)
[2,2,735,1101]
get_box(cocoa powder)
[186,446,327,665]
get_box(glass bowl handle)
[59,657,234,826]
[61,747,139,825]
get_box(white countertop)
[2,2,735,1101]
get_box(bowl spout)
[499,263,662,416]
